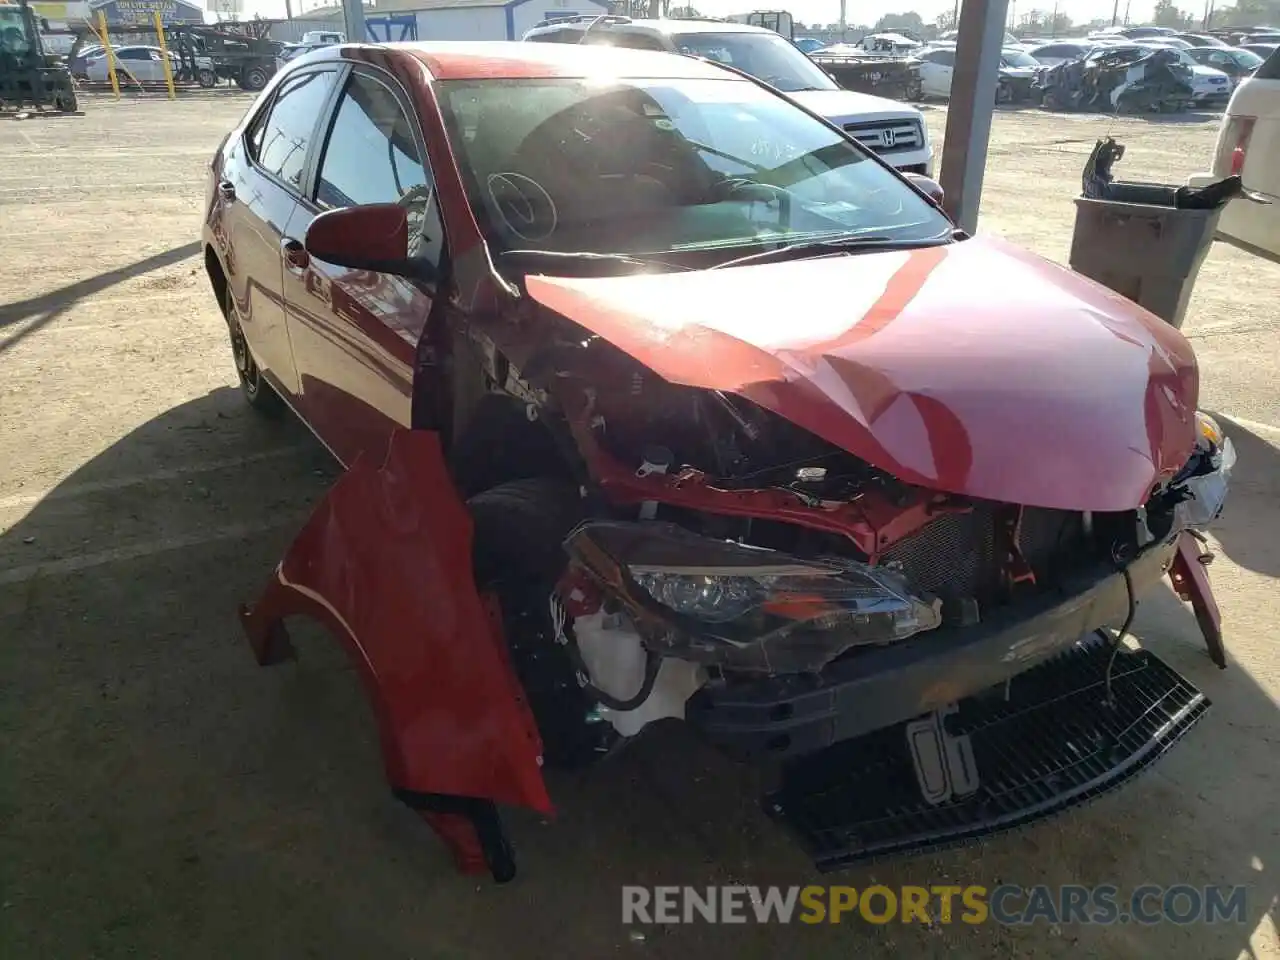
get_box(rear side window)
[245,95,271,160]
[256,68,339,191]
[583,32,667,51]
[527,27,583,43]
[1258,47,1280,80]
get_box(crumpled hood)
[525,236,1199,512]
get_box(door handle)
[217,180,236,201]
[282,237,309,271]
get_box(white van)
[1192,46,1280,261]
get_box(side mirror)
[904,172,945,206]
[304,203,417,275]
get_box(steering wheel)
[858,186,907,219]
[723,178,795,232]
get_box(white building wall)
[414,6,508,41]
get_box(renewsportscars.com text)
[622,884,1248,926]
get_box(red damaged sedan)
[203,41,1236,880]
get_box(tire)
[224,297,284,416]
[55,89,77,113]
[197,67,217,88]
[468,478,617,769]
[240,64,269,92]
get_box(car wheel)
[468,477,618,770]
[55,89,77,112]
[240,64,268,91]
[225,298,284,416]
[197,67,217,88]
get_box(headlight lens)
[1175,411,1235,528]
[1195,411,1224,451]
[564,521,942,674]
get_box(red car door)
[280,65,443,468]
[220,65,341,406]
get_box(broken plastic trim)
[766,634,1209,869]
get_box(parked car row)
[893,29,1258,107]
[74,44,215,85]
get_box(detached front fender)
[239,428,552,815]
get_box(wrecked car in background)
[202,40,1235,882]
[1036,44,1199,111]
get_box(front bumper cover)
[687,535,1180,760]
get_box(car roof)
[382,40,744,80]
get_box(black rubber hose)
[562,620,663,713]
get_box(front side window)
[256,68,339,191]
[314,72,443,267]
[926,49,955,66]
[439,77,949,263]
[669,32,839,92]
[0,7,31,55]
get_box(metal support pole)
[97,9,120,99]
[341,0,366,42]
[937,0,1009,234]
[154,11,175,100]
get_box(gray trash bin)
[1069,197,1222,330]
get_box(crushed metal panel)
[240,428,553,815]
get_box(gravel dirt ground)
[1,93,1277,960]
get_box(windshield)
[669,31,839,92]
[1001,49,1039,67]
[438,77,949,265]
[1236,49,1265,68]
[0,7,33,56]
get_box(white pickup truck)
[1192,45,1280,262]
[523,17,935,177]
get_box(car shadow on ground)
[0,391,1276,958]
[1206,416,1280,578]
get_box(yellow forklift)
[0,0,76,112]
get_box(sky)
[233,0,1182,32]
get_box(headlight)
[1175,411,1236,528]
[1195,411,1224,452]
[563,521,942,674]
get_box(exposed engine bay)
[464,316,1234,749]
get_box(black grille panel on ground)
[882,504,1085,604]
[764,635,1209,870]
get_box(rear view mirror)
[904,172,945,206]
[305,203,416,275]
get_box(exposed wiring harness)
[1096,565,1136,708]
